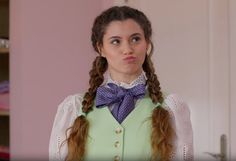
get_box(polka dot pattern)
[96,83,146,123]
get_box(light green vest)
[84,95,160,161]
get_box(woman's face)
[100,19,149,81]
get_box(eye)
[110,39,120,45]
[131,36,141,43]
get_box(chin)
[121,68,142,76]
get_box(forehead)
[104,19,144,37]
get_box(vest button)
[114,141,120,148]
[115,128,122,134]
[114,155,120,161]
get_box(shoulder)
[163,93,191,118]
[49,93,85,161]
[163,94,192,134]
[57,93,85,116]
[163,93,193,140]
[163,94,193,143]
[163,94,194,160]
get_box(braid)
[151,108,174,161]
[66,56,107,161]
[66,116,89,161]
[64,5,176,161]
[143,55,163,104]
[82,56,107,113]
[143,55,175,161]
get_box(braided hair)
[66,6,175,161]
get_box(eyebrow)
[108,33,142,40]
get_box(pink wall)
[10,0,112,159]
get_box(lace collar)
[103,71,147,89]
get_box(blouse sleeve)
[49,94,84,161]
[164,94,194,161]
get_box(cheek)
[138,51,147,66]
[136,43,148,54]
[103,45,117,57]
[104,51,121,65]
[105,51,118,61]
[140,54,146,65]
[137,47,147,60]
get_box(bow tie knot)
[96,83,146,123]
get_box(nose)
[122,42,133,55]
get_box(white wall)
[113,0,233,159]
[229,0,236,159]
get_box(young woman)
[49,6,193,161]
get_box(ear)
[96,43,101,54]
[100,48,106,58]
[146,43,152,56]
[96,43,106,57]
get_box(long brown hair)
[66,6,175,161]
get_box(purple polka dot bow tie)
[96,83,146,124]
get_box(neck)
[109,70,142,84]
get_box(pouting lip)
[123,56,136,60]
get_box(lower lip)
[123,57,136,63]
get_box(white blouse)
[49,73,194,161]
